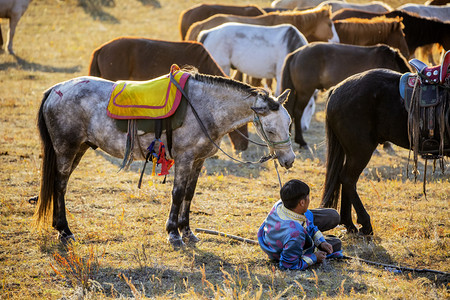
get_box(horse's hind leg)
[53,144,90,244]
[178,159,205,245]
[340,149,375,235]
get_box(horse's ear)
[277,89,290,105]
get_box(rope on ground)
[194,228,450,276]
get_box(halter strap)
[168,72,285,166]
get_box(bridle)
[169,72,291,185]
[252,114,292,155]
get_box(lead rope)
[193,228,450,276]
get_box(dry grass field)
[0,0,449,298]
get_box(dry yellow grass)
[0,0,448,299]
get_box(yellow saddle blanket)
[107,65,190,119]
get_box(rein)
[169,73,290,179]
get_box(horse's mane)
[188,70,280,110]
[289,5,332,31]
[335,17,405,43]
[273,5,331,17]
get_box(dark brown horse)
[185,6,339,43]
[334,16,410,59]
[178,3,265,40]
[321,68,449,234]
[281,42,412,147]
[88,37,249,151]
[332,9,450,57]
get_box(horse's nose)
[278,152,295,169]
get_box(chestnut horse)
[334,17,410,59]
[178,3,265,40]
[281,42,412,147]
[332,9,450,58]
[317,0,392,13]
[185,6,339,43]
[88,37,249,151]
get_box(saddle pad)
[107,65,190,119]
[115,96,188,133]
[400,73,440,110]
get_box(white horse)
[0,0,32,54]
[34,69,295,248]
[198,23,308,96]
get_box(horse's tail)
[280,52,296,111]
[88,47,102,77]
[34,89,57,228]
[320,88,344,209]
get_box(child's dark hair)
[280,179,310,210]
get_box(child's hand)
[316,250,327,263]
[319,241,333,254]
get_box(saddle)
[399,50,450,160]
[107,65,191,184]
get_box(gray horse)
[34,70,295,249]
[0,0,32,54]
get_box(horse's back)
[327,69,402,122]
[179,3,265,39]
[89,38,224,81]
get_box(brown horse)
[185,6,339,43]
[334,17,410,59]
[0,0,32,54]
[332,9,450,58]
[88,37,249,151]
[281,42,412,147]
[178,3,265,40]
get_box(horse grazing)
[178,3,265,40]
[0,0,32,54]
[281,42,412,147]
[34,70,295,248]
[334,17,410,59]
[186,6,339,44]
[198,23,308,96]
[88,37,250,152]
[321,68,449,234]
[332,9,450,58]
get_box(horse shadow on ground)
[47,239,376,298]
[136,0,161,8]
[0,54,80,73]
[77,0,119,24]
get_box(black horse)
[321,68,449,234]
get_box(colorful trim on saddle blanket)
[107,65,190,120]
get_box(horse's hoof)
[168,234,185,250]
[345,224,359,234]
[58,233,76,246]
[183,233,200,246]
[359,226,374,236]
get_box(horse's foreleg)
[6,15,19,55]
[178,159,205,245]
[166,159,194,249]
